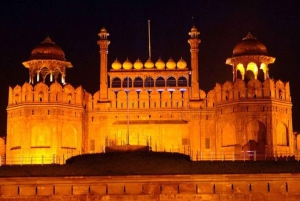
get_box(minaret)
[97,28,110,101]
[188,26,201,100]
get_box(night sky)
[0,1,300,137]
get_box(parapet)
[8,82,86,106]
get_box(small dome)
[155,58,165,69]
[134,59,143,69]
[30,36,66,61]
[166,58,176,69]
[177,57,187,69]
[189,26,200,38]
[123,59,133,70]
[111,58,122,70]
[191,26,198,32]
[144,58,154,68]
[233,32,268,57]
[100,27,107,33]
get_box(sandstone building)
[5,26,294,164]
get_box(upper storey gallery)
[8,26,291,108]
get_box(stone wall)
[0,174,299,200]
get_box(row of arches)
[9,123,78,149]
[221,121,289,147]
[234,62,269,81]
[111,76,188,88]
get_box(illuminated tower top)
[226,32,275,81]
[22,36,73,84]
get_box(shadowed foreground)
[0,152,299,177]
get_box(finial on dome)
[41,36,55,44]
[243,32,257,40]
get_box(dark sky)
[0,0,300,136]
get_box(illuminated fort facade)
[5,27,294,164]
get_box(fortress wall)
[0,174,299,200]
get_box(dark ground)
[0,152,299,177]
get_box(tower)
[188,26,201,100]
[226,32,275,82]
[7,37,84,165]
[22,36,73,84]
[97,28,110,101]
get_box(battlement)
[8,82,86,106]
[206,79,291,107]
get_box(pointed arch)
[236,63,245,80]
[31,123,51,147]
[10,123,22,148]
[246,120,266,143]
[61,124,77,148]
[222,123,236,146]
[50,82,63,101]
[276,122,289,146]
[22,82,33,102]
[246,62,258,79]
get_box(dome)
[111,58,122,70]
[177,57,187,69]
[30,36,66,61]
[166,58,176,69]
[144,58,154,68]
[233,32,268,57]
[155,58,165,69]
[123,59,133,70]
[134,59,143,69]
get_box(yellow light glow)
[247,62,258,74]
[236,63,245,74]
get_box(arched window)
[156,77,165,87]
[222,123,236,146]
[276,122,289,146]
[123,77,132,88]
[145,77,154,87]
[167,76,176,87]
[246,62,258,80]
[112,77,121,88]
[236,63,245,80]
[178,76,187,86]
[38,92,43,102]
[134,77,143,87]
